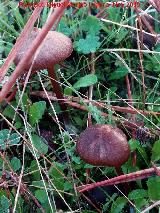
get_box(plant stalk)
[48,66,70,125]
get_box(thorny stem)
[78,166,160,193]
[0,0,69,102]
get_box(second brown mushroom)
[76,124,130,174]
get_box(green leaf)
[147,177,160,200]
[109,67,128,80]
[137,145,149,166]
[2,106,13,119]
[9,133,21,145]
[111,196,127,213]
[35,189,48,204]
[49,162,64,192]
[128,189,148,200]
[58,18,74,36]
[74,34,100,54]
[3,104,22,123]
[0,196,9,212]
[129,139,140,152]
[11,157,21,172]
[14,121,22,129]
[103,193,118,212]
[15,93,29,111]
[0,129,9,141]
[29,160,40,180]
[0,129,21,150]
[134,198,148,211]
[151,140,160,161]
[81,15,101,35]
[29,101,46,125]
[31,134,48,157]
[64,182,73,191]
[73,74,97,89]
[64,87,73,96]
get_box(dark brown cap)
[14,28,73,71]
[76,124,130,168]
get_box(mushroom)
[1,28,73,123]
[76,124,130,172]
[14,28,72,71]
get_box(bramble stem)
[77,166,159,193]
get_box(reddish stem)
[48,66,70,124]
[30,91,160,135]
[31,91,160,116]
[78,167,159,193]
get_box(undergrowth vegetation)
[0,0,160,212]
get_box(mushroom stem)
[115,167,123,176]
[48,65,70,124]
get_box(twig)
[141,200,160,213]
[30,91,160,116]
[101,19,157,38]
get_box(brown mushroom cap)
[76,124,130,168]
[14,28,73,71]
